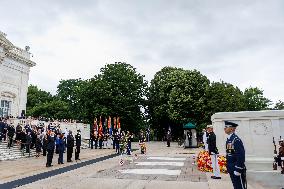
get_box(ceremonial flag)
[114,117,117,129]
[99,116,103,134]
[108,116,111,129]
[94,118,98,131]
[117,117,121,129]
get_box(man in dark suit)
[67,130,75,162]
[46,132,55,167]
[75,130,81,161]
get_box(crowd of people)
[0,117,82,167]
[90,128,147,155]
[0,117,150,168]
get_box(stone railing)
[9,46,30,59]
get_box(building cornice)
[0,31,36,67]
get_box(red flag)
[108,116,111,129]
[99,116,103,134]
[94,118,98,131]
[117,117,121,129]
[114,117,117,129]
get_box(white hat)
[206,125,213,128]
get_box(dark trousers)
[167,140,170,147]
[94,139,98,149]
[75,146,80,160]
[115,141,120,154]
[55,144,59,154]
[67,147,73,161]
[127,141,131,155]
[229,172,246,189]
[46,149,54,166]
[99,139,103,149]
[7,137,13,148]
[90,139,94,149]
[43,148,47,156]
[26,143,30,153]
[113,140,116,149]
[58,150,64,164]
[3,133,6,141]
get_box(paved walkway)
[0,142,282,189]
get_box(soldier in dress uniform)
[75,130,81,161]
[207,125,221,179]
[224,121,246,189]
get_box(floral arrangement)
[197,150,227,173]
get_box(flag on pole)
[94,118,98,131]
[117,117,121,129]
[108,116,111,129]
[99,116,103,135]
[114,117,117,129]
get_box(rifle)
[273,137,278,170]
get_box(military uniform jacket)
[226,133,245,173]
[207,132,218,155]
[75,133,81,147]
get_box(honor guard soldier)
[207,125,221,179]
[75,130,81,161]
[224,121,246,189]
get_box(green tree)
[168,69,210,127]
[147,67,182,139]
[26,85,53,116]
[81,62,148,133]
[28,99,71,119]
[148,67,210,139]
[204,81,245,122]
[243,87,271,111]
[274,100,284,110]
[56,79,86,120]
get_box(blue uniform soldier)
[224,121,246,189]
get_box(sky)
[1,0,284,104]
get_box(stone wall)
[211,110,284,162]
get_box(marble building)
[212,110,284,162]
[0,31,36,117]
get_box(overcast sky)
[1,0,284,103]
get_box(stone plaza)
[0,142,283,189]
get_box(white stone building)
[212,110,284,162]
[0,31,36,117]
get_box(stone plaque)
[251,120,272,136]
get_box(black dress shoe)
[211,176,216,179]
[212,176,221,179]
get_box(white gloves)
[234,171,241,176]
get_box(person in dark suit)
[166,130,171,147]
[207,125,221,179]
[25,132,32,153]
[75,130,81,161]
[224,121,246,189]
[7,124,15,148]
[67,130,74,162]
[46,132,55,167]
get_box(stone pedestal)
[211,110,284,163]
